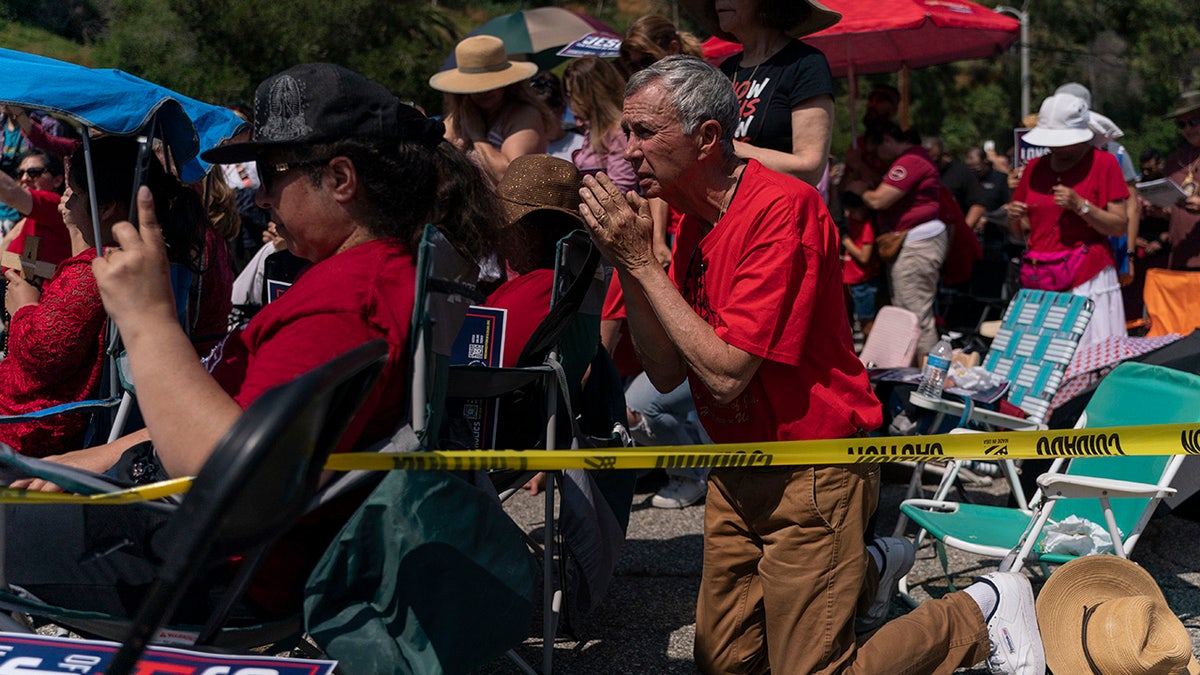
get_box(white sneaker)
[978,572,1045,675]
[651,475,707,509]
[856,536,915,633]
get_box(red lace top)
[0,248,107,457]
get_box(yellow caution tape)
[324,422,1200,473]
[7,422,1198,503]
[0,477,193,505]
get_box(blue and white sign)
[556,32,622,58]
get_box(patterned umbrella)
[441,7,619,72]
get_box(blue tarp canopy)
[0,47,246,183]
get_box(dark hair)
[864,122,910,147]
[1140,147,1162,164]
[16,149,64,183]
[432,143,501,263]
[68,136,206,271]
[530,72,565,114]
[868,84,901,106]
[293,129,497,261]
[840,191,866,210]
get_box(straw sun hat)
[496,154,586,230]
[1035,556,1200,675]
[429,35,538,95]
[679,0,841,42]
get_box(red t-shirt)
[669,160,881,444]
[484,268,554,367]
[4,190,72,269]
[600,274,643,377]
[876,146,941,234]
[1014,148,1128,287]
[206,237,416,614]
[841,217,879,285]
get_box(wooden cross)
[1,235,57,283]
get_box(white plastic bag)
[1041,515,1115,556]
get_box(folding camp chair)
[895,290,1094,537]
[0,339,389,674]
[898,362,1200,604]
[859,305,920,368]
[443,229,631,674]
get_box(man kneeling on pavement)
[580,55,1044,675]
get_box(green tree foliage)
[90,0,459,109]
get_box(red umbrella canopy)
[808,0,1019,76]
[701,0,1017,76]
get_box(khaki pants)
[694,464,989,675]
[889,229,950,358]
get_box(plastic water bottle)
[917,335,953,399]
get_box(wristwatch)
[1077,200,1091,215]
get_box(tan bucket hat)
[1036,556,1200,675]
[496,154,586,229]
[679,0,841,42]
[1164,90,1200,120]
[429,35,539,95]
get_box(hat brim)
[1036,556,1200,675]
[1165,102,1200,120]
[1021,126,1094,148]
[429,61,538,95]
[501,199,586,231]
[201,138,299,165]
[679,0,841,42]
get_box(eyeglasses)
[1176,116,1200,130]
[14,167,47,179]
[256,158,329,193]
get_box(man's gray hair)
[627,55,737,157]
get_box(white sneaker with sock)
[856,536,915,633]
[651,475,707,509]
[975,572,1045,675]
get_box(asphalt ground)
[477,463,1200,674]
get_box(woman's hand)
[579,172,656,273]
[8,446,124,493]
[3,268,40,315]
[91,187,177,343]
[1051,184,1085,212]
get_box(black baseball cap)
[202,63,438,164]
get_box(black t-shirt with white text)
[721,40,834,154]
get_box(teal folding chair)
[899,362,1200,603]
[896,290,1095,537]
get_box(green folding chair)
[899,362,1200,603]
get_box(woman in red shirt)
[1010,93,1129,349]
[1,137,204,457]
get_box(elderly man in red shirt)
[580,56,1043,675]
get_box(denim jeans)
[624,372,711,481]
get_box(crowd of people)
[1,0,1199,673]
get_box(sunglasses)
[14,167,47,179]
[1176,116,1200,130]
[256,158,329,193]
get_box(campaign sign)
[0,632,336,674]
[1013,128,1050,169]
[447,306,507,449]
[556,32,622,58]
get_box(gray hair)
[626,55,737,158]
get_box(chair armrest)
[0,445,131,496]
[909,392,1046,431]
[1036,473,1176,500]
